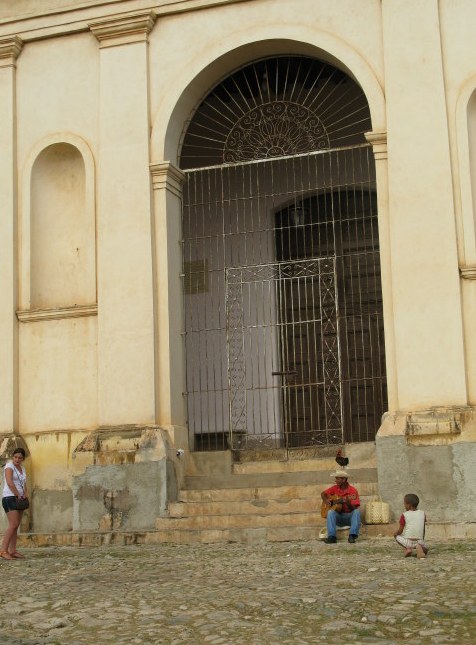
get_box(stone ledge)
[17,303,97,322]
[379,407,475,444]
[406,411,462,436]
[17,523,400,547]
[460,265,476,280]
[18,522,476,547]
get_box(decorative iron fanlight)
[180,56,371,169]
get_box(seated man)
[321,469,361,544]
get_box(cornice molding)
[0,1,254,43]
[0,35,23,68]
[364,130,387,161]
[17,303,98,323]
[460,265,476,280]
[150,161,185,197]
[89,10,156,48]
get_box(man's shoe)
[324,536,337,544]
[348,534,358,543]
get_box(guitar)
[320,495,344,518]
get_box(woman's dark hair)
[404,493,419,508]
[12,447,26,458]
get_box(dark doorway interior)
[275,190,387,445]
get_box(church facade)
[1,0,476,535]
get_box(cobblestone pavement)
[0,539,475,644]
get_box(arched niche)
[21,136,96,311]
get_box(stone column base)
[376,407,476,523]
[71,424,188,532]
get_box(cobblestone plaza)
[0,539,475,644]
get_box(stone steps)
[163,479,379,540]
[184,467,378,490]
[170,498,318,518]
[232,458,355,474]
[178,482,378,503]
[163,450,381,543]
[169,493,378,518]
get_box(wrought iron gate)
[182,145,387,451]
[226,257,343,450]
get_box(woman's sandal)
[0,551,15,560]
[9,551,25,559]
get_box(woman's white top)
[402,509,425,539]
[2,462,26,498]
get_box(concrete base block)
[32,489,73,532]
[73,460,167,532]
[426,522,476,540]
[376,412,476,524]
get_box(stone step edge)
[155,523,400,543]
[15,521,475,548]
[16,524,398,548]
[169,494,378,517]
[232,458,376,475]
[184,467,378,489]
[156,511,392,530]
[156,512,318,530]
[185,464,377,482]
[179,482,379,502]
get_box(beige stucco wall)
[19,317,98,432]
[439,0,476,405]
[0,0,476,530]
[15,32,98,167]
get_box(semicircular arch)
[151,27,385,164]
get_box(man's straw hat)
[330,469,350,479]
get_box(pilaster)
[150,162,186,428]
[381,0,467,409]
[460,265,476,403]
[365,130,398,412]
[89,13,156,426]
[0,36,23,433]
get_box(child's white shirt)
[402,509,425,539]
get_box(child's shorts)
[395,535,428,550]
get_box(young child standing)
[394,493,429,558]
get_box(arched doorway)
[180,56,387,452]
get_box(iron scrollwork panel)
[226,258,343,449]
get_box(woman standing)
[1,448,29,560]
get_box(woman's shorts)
[2,496,19,513]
